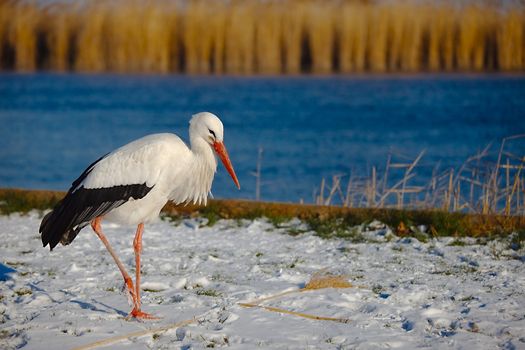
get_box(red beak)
[213,141,240,189]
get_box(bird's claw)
[126,308,160,320]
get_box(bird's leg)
[90,217,138,308]
[133,223,144,310]
[129,223,158,320]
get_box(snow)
[0,212,524,349]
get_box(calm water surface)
[1,74,524,203]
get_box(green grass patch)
[0,330,11,339]
[196,288,222,297]
[510,230,525,250]
[2,188,524,239]
[448,240,467,247]
[5,261,25,267]
[304,217,365,241]
[0,189,61,215]
[14,288,32,296]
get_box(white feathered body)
[79,133,217,225]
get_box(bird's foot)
[122,277,138,307]
[126,307,160,320]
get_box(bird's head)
[190,112,240,189]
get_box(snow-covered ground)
[0,212,524,350]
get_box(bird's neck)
[188,138,217,204]
[190,138,217,168]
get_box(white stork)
[40,112,240,319]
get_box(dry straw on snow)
[71,271,356,350]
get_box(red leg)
[91,217,137,307]
[129,223,158,320]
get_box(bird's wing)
[78,134,184,191]
[40,134,187,250]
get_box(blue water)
[1,73,524,203]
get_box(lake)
[1,74,524,203]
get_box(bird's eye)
[208,129,216,139]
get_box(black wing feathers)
[70,153,109,192]
[40,155,153,250]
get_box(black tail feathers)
[40,199,86,250]
[40,205,65,250]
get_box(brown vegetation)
[1,188,524,238]
[0,0,524,73]
[314,135,525,218]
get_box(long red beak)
[213,141,240,189]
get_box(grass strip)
[1,188,524,238]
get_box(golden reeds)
[255,2,283,74]
[0,1,12,68]
[142,3,177,73]
[368,3,389,72]
[43,5,78,71]
[363,3,434,72]
[74,2,108,72]
[305,1,336,73]
[181,1,227,74]
[314,135,525,216]
[339,3,368,72]
[1,0,524,73]
[9,1,39,71]
[225,1,256,74]
[281,1,306,74]
[427,4,457,71]
[457,5,487,71]
[498,8,525,71]
[184,0,215,74]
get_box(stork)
[39,112,240,319]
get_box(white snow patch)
[141,281,169,291]
[0,212,524,349]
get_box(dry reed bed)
[315,135,525,217]
[0,0,524,73]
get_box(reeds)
[498,8,525,71]
[184,0,220,74]
[305,1,336,73]
[8,1,40,71]
[224,1,256,74]
[314,135,525,216]
[0,0,524,73]
[43,4,78,71]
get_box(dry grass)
[254,2,283,74]
[427,4,456,71]
[282,1,306,74]
[339,3,368,72]
[184,0,218,74]
[239,270,355,323]
[305,1,336,73]
[498,9,525,71]
[43,5,78,71]
[224,1,256,74]
[9,1,39,71]
[314,135,525,217]
[304,271,353,290]
[1,188,524,237]
[74,2,107,72]
[1,0,524,73]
